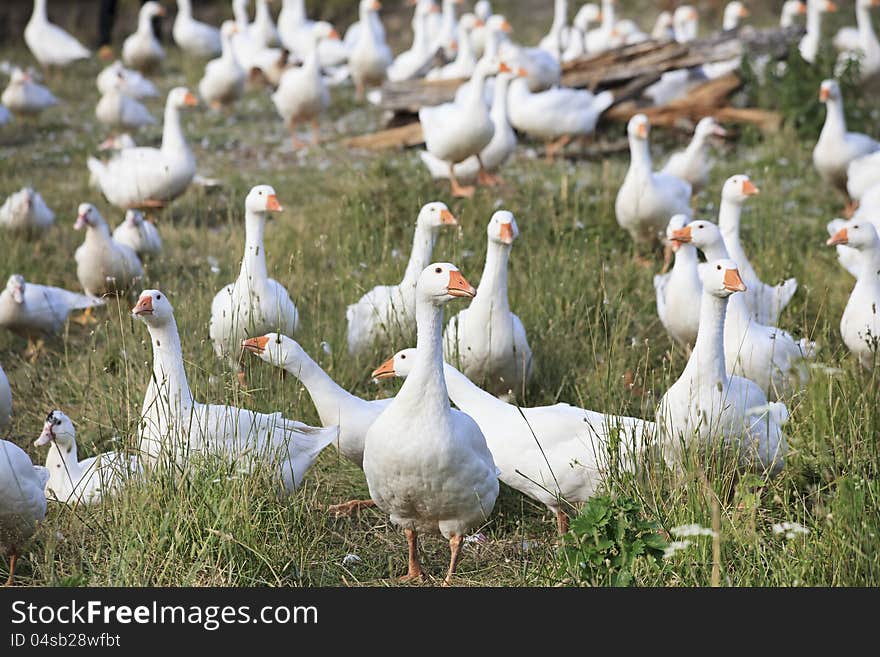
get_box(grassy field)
[1,2,879,587]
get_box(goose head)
[417,262,476,306]
[34,410,77,449]
[671,219,724,252]
[819,79,840,103]
[416,201,458,230]
[781,0,807,27]
[74,203,107,231]
[242,332,306,367]
[695,116,727,139]
[857,0,879,10]
[6,274,25,304]
[475,56,513,77]
[10,68,30,86]
[360,0,382,16]
[574,4,601,31]
[475,0,492,22]
[827,220,880,250]
[132,289,174,325]
[220,20,239,39]
[628,113,650,141]
[721,174,759,205]
[703,258,747,297]
[722,2,749,30]
[311,21,340,44]
[371,347,418,379]
[124,209,145,228]
[459,13,484,31]
[665,214,690,251]
[808,0,838,18]
[245,184,283,215]
[142,1,166,19]
[673,5,699,41]
[488,210,518,246]
[652,11,674,37]
[486,14,513,35]
[167,87,199,109]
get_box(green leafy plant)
[556,494,668,587]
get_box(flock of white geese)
[1,0,880,586]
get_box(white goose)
[420,57,509,197]
[242,333,388,515]
[1,69,57,118]
[444,211,532,398]
[349,0,392,99]
[363,263,498,585]
[420,69,518,183]
[813,79,880,203]
[376,347,656,535]
[0,105,11,126]
[655,214,702,349]
[469,0,494,57]
[0,274,103,343]
[800,0,837,64]
[722,1,749,30]
[656,259,788,475]
[562,4,601,61]
[199,21,245,109]
[716,175,798,325]
[846,151,880,201]
[122,1,166,72]
[781,0,808,29]
[112,210,162,258]
[88,87,198,210]
[661,117,727,193]
[651,11,675,40]
[507,72,614,160]
[0,365,11,433]
[95,77,157,132]
[827,221,880,368]
[35,411,141,505]
[230,0,286,78]
[539,0,569,59]
[346,202,457,356]
[672,219,815,400]
[615,113,693,244]
[133,290,337,491]
[387,1,441,83]
[280,0,350,67]
[427,13,482,81]
[173,0,222,58]
[828,184,880,276]
[74,203,144,298]
[585,0,616,53]
[673,5,699,43]
[435,0,463,59]
[209,185,299,373]
[0,187,54,233]
[97,61,159,99]
[0,439,48,585]
[251,0,280,48]
[271,22,339,148]
[833,0,880,80]
[24,0,90,71]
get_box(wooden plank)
[343,122,425,150]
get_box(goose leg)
[399,529,424,582]
[545,135,572,161]
[442,534,464,586]
[355,81,365,101]
[24,338,44,362]
[311,119,321,146]
[556,510,570,536]
[73,306,98,326]
[449,164,475,198]
[327,499,376,517]
[659,241,674,274]
[4,549,17,587]
[843,199,859,219]
[476,155,501,187]
[288,120,307,150]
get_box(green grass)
[2,8,880,585]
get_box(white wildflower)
[342,553,361,565]
[464,533,487,545]
[671,523,717,538]
[663,540,692,559]
[772,522,809,539]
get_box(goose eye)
[854,225,860,229]
[156,294,162,300]
[716,265,722,270]
[401,354,406,359]
[435,267,442,273]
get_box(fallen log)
[343,121,424,151]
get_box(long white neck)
[395,298,450,413]
[805,3,823,39]
[687,290,729,383]
[286,0,306,24]
[161,100,188,153]
[685,131,708,158]
[177,0,193,19]
[256,0,272,24]
[146,317,195,411]
[412,11,429,52]
[85,220,113,248]
[819,96,847,143]
[221,31,237,63]
[699,238,730,262]
[601,0,615,31]
[454,25,476,66]
[233,0,250,29]
[32,0,47,23]
[239,210,269,288]
[469,239,511,319]
[853,243,880,296]
[442,0,458,28]
[283,351,363,428]
[45,440,82,483]
[401,223,438,287]
[857,3,879,45]
[491,74,511,123]
[441,361,507,421]
[627,136,653,180]
[465,65,491,108]
[138,8,156,34]
[673,242,699,273]
[551,0,568,33]
[718,199,747,261]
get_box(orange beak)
[499,223,514,244]
[475,18,485,27]
[498,61,512,74]
[819,87,829,101]
[636,122,648,139]
[742,179,759,195]
[827,228,848,246]
[157,6,166,16]
[242,335,270,354]
[723,269,747,292]
[132,295,153,316]
[371,0,382,10]
[825,0,837,11]
[449,40,459,52]
[183,91,198,106]
[440,209,458,225]
[265,194,283,212]
[428,3,440,13]
[671,226,692,243]
[447,270,477,298]
[797,2,807,14]
[500,20,513,32]
[516,67,528,77]
[371,355,396,380]
[739,6,749,17]
[328,28,340,40]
